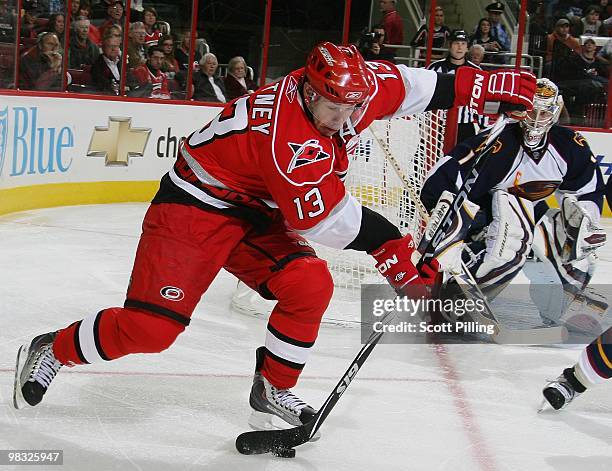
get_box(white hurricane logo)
[160,286,185,301]
[287,139,331,173]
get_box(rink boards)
[0,93,611,216]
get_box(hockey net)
[231,110,448,325]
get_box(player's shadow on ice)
[538,410,612,448]
[546,455,611,471]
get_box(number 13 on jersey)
[293,187,325,220]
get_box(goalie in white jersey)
[420,78,606,305]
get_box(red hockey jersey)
[167,61,438,248]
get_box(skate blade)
[248,411,321,442]
[537,398,550,413]
[13,344,28,410]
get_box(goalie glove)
[454,68,536,115]
[556,196,606,262]
[371,234,441,297]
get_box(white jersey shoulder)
[386,65,438,119]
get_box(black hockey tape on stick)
[235,311,394,455]
[417,115,510,270]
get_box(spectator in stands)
[577,37,608,82]
[78,0,92,18]
[158,35,179,78]
[0,0,16,43]
[103,23,121,40]
[175,30,202,70]
[77,1,101,46]
[46,13,65,45]
[69,17,99,69]
[91,33,121,94]
[470,18,504,52]
[129,45,171,99]
[127,21,146,69]
[71,0,80,18]
[142,6,161,48]
[98,0,124,40]
[224,55,257,100]
[359,25,396,62]
[485,2,510,51]
[193,52,226,103]
[597,0,610,22]
[574,5,606,36]
[20,7,38,39]
[379,0,403,54]
[556,37,608,122]
[19,31,63,90]
[546,17,581,79]
[410,6,450,58]
[468,44,486,67]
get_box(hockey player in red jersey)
[13,42,536,429]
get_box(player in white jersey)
[420,79,606,306]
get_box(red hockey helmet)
[305,42,373,105]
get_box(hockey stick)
[415,114,509,270]
[235,312,391,456]
[369,117,567,344]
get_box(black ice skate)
[540,367,587,411]
[13,332,63,409]
[249,347,317,431]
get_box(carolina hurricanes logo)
[286,76,298,103]
[287,140,331,173]
[160,286,185,301]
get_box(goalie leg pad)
[535,207,598,290]
[474,191,534,288]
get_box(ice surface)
[1,204,611,471]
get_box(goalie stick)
[235,311,391,456]
[369,116,567,344]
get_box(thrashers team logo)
[287,140,331,174]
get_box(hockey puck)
[271,448,296,458]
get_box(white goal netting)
[231,111,447,325]
[314,110,447,290]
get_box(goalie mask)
[303,42,373,136]
[520,78,563,150]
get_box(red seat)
[68,65,92,86]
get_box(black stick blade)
[235,425,311,455]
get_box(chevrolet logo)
[87,117,151,166]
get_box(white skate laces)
[546,379,577,403]
[264,378,308,416]
[29,345,62,388]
